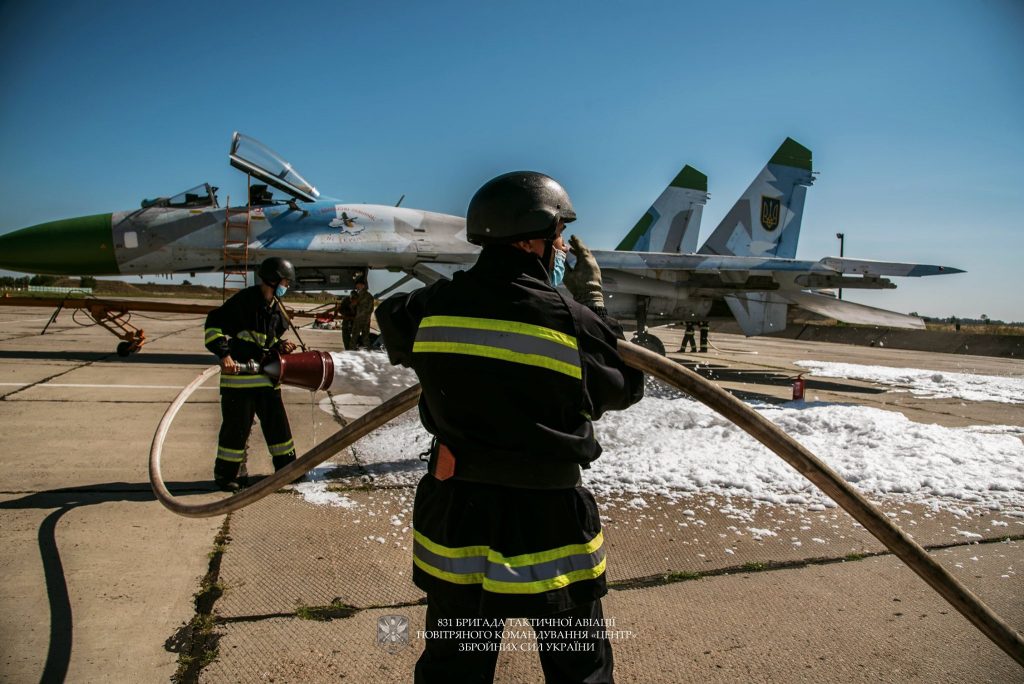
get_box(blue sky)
[1,0,1021,320]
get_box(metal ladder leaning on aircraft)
[148,341,1024,667]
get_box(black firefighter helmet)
[257,257,295,286]
[466,171,576,246]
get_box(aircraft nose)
[0,214,118,275]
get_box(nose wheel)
[116,339,144,357]
[631,331,665,356]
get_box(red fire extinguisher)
[792,374,806,401]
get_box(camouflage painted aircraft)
[0,133,963,353]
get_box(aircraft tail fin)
[698,138,813,259]
[616,165,708,253]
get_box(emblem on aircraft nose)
[760,196,781,231]
[330,210,366,235]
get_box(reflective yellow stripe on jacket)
[205,327,226,344]
[220,373,277,389]
[412,529,606,595]
[236,330,278,347]
[413,315,581,379]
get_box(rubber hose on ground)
[148,343,1024,666]
[148,366,420,518]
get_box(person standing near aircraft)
[351,280,375,349]
[204,257,298,491]
[377,171,644,683]
[338,289,358,349]
[699,320,710,352]
[678,321,697,353]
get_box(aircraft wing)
[720,290,925,335]
[412,262,465,285]
[812,257,963,277]
[590,249,951,335]
[775,290,926,329]
[591,249,964,276]
[592,250,814,272]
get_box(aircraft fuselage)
[0,200,478,277]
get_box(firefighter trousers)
[415,591,614,684]
[215,387,294,476]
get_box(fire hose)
[148,342,1024,666]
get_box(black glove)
[564,234,605,311]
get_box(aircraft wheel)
[116,341,133,357]
[632,333,666,356]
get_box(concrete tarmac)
[0,302,1020,682]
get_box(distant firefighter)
[699,320,709,352]
[678,321,697,353]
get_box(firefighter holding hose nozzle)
[204,257,299,492]
[377,172,644,683]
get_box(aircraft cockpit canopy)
[140,183,219,209]
[229,132,320,203]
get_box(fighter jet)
[0,133,963,354]
[591,137,965,351]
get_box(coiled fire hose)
[149,341,1024,666]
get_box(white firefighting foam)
[326,350,418,396]
[304,355,1024,515]
[795,360,1024,404]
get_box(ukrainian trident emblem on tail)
[760,196,781,231]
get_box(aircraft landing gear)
[108,325,145,356]
[116,339,144,357]
[633,332,665,356]
[630,296,666,356]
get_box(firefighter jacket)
[376,244,645,489]
[377,244,644,616]
[204,286,287,390]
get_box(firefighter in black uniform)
[678,321,697,353]
[204,257,299,491]
[377,172,644,683]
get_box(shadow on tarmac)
[303,459,427,482]
[0,350,212,365]
[0,481,216,683]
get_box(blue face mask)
[550,249,567,287]
[275,284,288,298]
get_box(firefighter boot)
[214,458,248,492]
[273,452,305,484]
